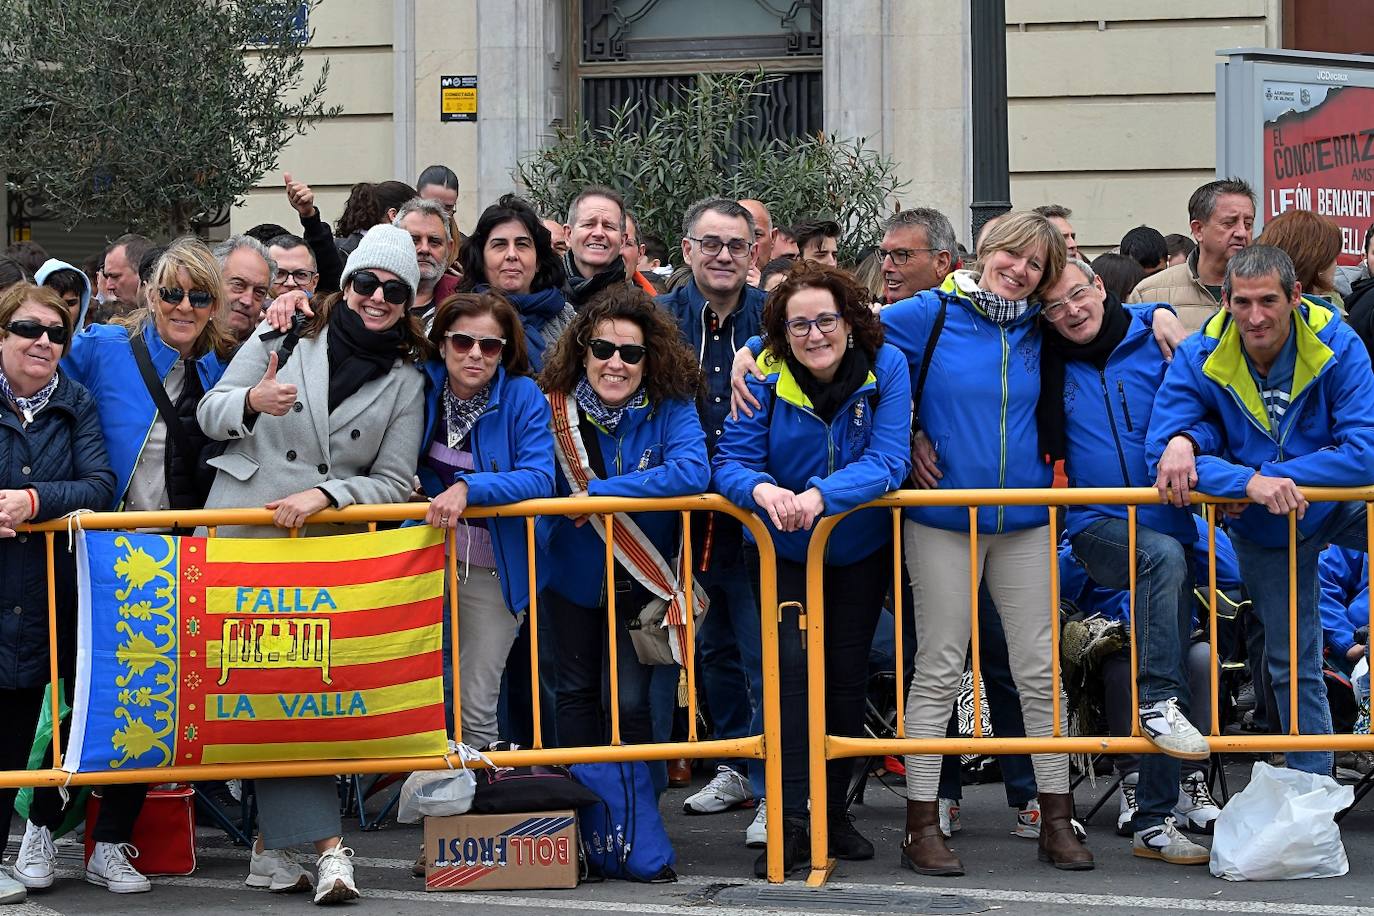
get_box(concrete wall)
[1005,0,1281,255]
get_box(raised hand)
[284,172,317,219]
[247,351,298,417]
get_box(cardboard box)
[424,811,579,891]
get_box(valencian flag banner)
[65,526,449,773]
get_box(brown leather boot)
[899,800,964,876]
[1036,792,1094,870]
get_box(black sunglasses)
[6,319,70,346]
[588,338,646,365]
[159,287,215,309]
[445,331,506,357]
[351,270,411,305]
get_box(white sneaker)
[938,797,962,837]
[14,822,56,889]
[86,842,152,894]
[1117,772,1139,837]
[0,866,25,904]
[745,803,767,848]
[683,765,754,814]
[1139,698,1210,759]
[313,843,359,905]
[1133,817,1210,865]
[246,845,313,892]
[1173,772,1222,834]
[1014,798,1087,840]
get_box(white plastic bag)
[1210,762,1354,880]
[396,743,490,823]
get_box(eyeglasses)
[274,268,319,286]
[6,319,69,345]
[350,270,411,305]
[785,312,842,338]
[445,332,506,357]
[587,338,646,365]
[1042,283,1095,320]
[159,287,215,309]
[687,235,752,259]
[880,247,939,266]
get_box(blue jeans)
[1071,518,1194,829]
[696,543,764,795]
[1230,501,1369,776]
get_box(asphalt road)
[9,760,1374,916]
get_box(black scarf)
[326,301,406,413]
[788,345,872,423]
[562,250,626,309]
[1037,293,1132,463]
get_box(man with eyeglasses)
[879,209,959,305]
[1039,255,1223,865]
[212,236,275,343]
[267,234,320,300]
[657,197,769,843]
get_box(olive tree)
[0,0,341,235]
[517,71,908,265]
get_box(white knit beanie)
[340,223,421,297]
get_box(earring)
[847,331,853,349]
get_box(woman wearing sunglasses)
[457,194,573,372]
[712,262,911,877]
[196,225,427,905]
[418,292,555,750]
[0,284,114,905]
[536,284,708,773]
[11,239,236,897]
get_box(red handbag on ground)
[83,785,196,876]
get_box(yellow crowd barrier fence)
[802,486,1374,887]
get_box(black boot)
[753,815,810,878]
[828,808,874,860]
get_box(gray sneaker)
[1133,818,1209,865]
[1139,698,1210,760]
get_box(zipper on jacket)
[1100,371,1132,486]
[1116,380,1134,432]
[996,328,1009,532]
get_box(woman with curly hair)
[537,284,709,766]
[457,194,573,371]
[712,262,911,876]
[334,180,418,256]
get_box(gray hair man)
[879,208,959,304]
[212,235,275,342]
[392,197,454,321]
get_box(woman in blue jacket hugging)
[537,285,709,765]
[420,291,556,750]
[713,262,912,877]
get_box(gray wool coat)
[196,318,425,538]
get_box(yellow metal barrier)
[802,486,1374,887]
[9,494,789,883]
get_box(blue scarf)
[0,368,59,426]
[476,285,571,371]
[574,374,646,434]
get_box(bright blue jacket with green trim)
[880,272,1050,534]
[1146,300,1374,548]
[711,343,912,565]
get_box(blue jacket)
[1318,545,1369,659]
[63,321,229,508]
[0,375,115,688]
[658,280,766,450]
[539,395,710,607]
[419,363,557,614]
[1062,310,1199,543]
[1146,301,1374,547]
[712,344,911,565]
[1059,516,1242,627]
[880,272,1049,533]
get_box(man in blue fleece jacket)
[1147,245,1374,777]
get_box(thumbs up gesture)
[284,172,317,219]
[247,350,299,417]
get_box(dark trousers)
[777,545,891,818]
[0,684,146,856]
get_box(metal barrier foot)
[805,858,836,887]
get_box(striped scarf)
[0,368,58,426]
